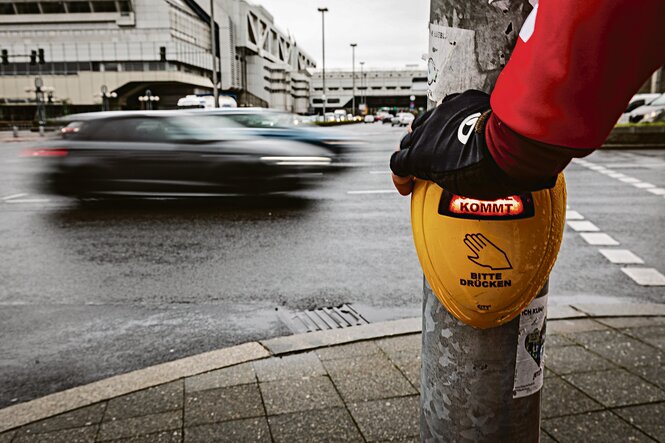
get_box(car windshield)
[648,94,665,106]
[223,112,296,129]
[166,115,247,141]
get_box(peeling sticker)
[427,22,484,102]
[512,294,547,398]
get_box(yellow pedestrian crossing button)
[410,175,566,329]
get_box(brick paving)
[1,316,663,442]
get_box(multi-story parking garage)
[310,67,428,115]
[0,0,316,122]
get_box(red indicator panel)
[439,191,535,220]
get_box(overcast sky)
[252,0,429,70]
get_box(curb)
[1,302,664,433]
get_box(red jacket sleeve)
[486,0,665,181]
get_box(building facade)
[0,0,316,122]
[310,68,428,114]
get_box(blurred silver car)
[23,112,336,197]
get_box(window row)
[0,1,132,14]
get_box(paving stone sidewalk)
[1,315,663,443]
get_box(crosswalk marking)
[579,233,620,246]
[565,210,584,220]
[647,188,665,196]
[599,249,644,264]
[567,221,600,232]
[621,268,665,286]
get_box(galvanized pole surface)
[210,0,219,108]
[422,1,539,442]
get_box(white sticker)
[513,294,547,399]
[427,23,484,103]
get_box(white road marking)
[578,161,664,198]
[1,193,27,201]
[6,198,50,204]
[621,268,665,286]
[599,249,644,264]
[565,210,584,220]
[580,233,620,246]
[347,190,399,195]
[567,221,600,232]
[369,170,392,174]
[647,188,665,196]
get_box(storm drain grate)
[278,303,370,334]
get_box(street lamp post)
[138,89,160,110]
[317,7,328,117]
[210,0,219,108]
[100,85,117,112]
[359,61,365,112]
[25,77,53,135]
[350,43,357,116]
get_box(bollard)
[39,125,45,137]
[12,126,18,138]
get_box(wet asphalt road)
[0,125,663,408]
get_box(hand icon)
[464,233,512,270]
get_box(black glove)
[390,90,557,200]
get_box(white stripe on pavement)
[633,182,655,189]
[565,210,584,220]
[6,198,50,204]
[621,268,665,286]
[1,193,27,201]
[347,190,399,195]
[619,177,641,184]
[599,249,644,264]
[647,188,665,196]
[369,171,392,174]
[567,221,600,232]
[580,233,620,246]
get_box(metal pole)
[350,43,356,115]
[318,7,328,117]
[359,61,364,110]
[650,68,661,94]
[422,1,537,442]
[210,0,219,108]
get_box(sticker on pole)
[513,294,547,398]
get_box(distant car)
[375,112,391,122]
[619,93,665,124]
[24,112,336,197]
[626,93,661,113]
[631,93,665,123]
[364,115,375,123]
[382,114,395,124]
[392,113,414,127]
[190,108,361,154]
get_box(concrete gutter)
[1,302,664,433]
